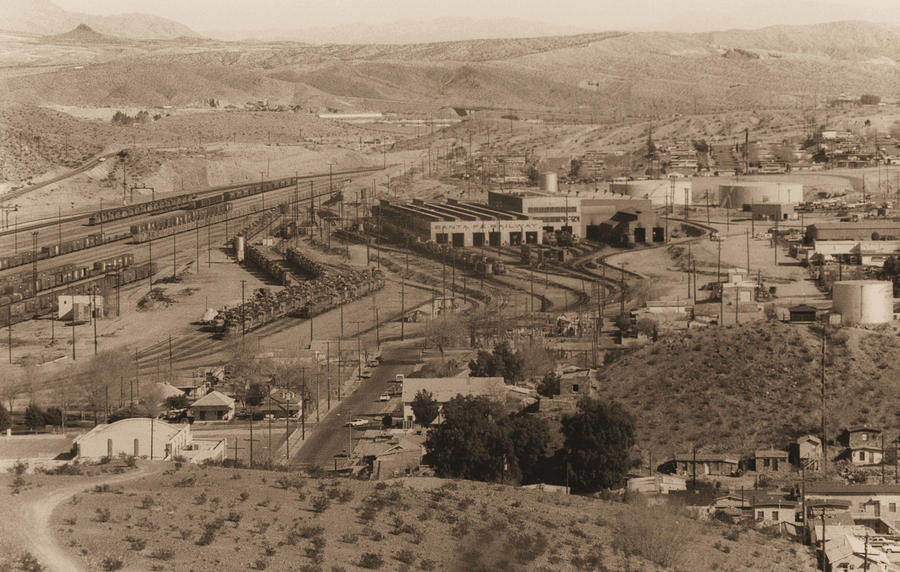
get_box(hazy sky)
[53,0,900,32]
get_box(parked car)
[379,393,390,402]
[367,359,379,368]
[395,374,405,383]
[344,418,368,427]
[360,369,372,379]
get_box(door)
[875,501,881,518]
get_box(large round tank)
[234,234,245,263]
[539,172,558,193]
[718,182,803,209]
[609,180,692,207]
[832,280,893,325]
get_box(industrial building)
[596,208,666,245]
[718,182,803,209]
[810,240,900,266]
[831,280,894,325]
[488,190,660,243]
[487,190,580,237]
[609,179,692,207]
[751,203,796,221]
[806,221,900,242]
[374,199,544,247]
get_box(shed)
[73,418,190,460]
[789,304,818,323]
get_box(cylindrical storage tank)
[539,172,558,194]
[234,235,245,263]
[832,280,893,325]
[717,182,803,209]
[609,180,692,207]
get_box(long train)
[1,260,154,326]
[0,232,130,272]
[129,203,232,243]
[213,243,384,334]
[88,166,383,227]
[1,253,134,300]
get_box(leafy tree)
[245,383,268,407]
[0,403,10,432]
[562,398,636,492]
[43,407,63,427]
[166,395,189,409]
[411,390,439,427]
[424,396,513,482]
[614,313,631,333]
[507,413,551,484]
[24,403,45,430]
[536,372,560,398]
[635,318,658,340]
[467,342,524,383]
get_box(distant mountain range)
[0,0,195,39]
[204,17,593,44]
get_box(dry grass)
[595,322,900,460]
[24,463,818,571]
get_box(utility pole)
[821,332,828,476]
[746,230,750,275]
[172,231,176,279]
[31,231,38,300]
[400,276,405,341]
[352,320,363,379]
[241,280,246,337]
[91,285,98,355]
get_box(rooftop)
[402,376,506,404]
[190,390,235,409]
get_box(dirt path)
[16,464,158,572]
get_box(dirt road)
[9,464,160,572]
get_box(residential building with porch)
[401,376,506,427]
[806,483,900,527]
[662,453,740,477]
[849,427,883,466]
[755,449,790,473]
[797,434,823,471]
[190,390,236,421]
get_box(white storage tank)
[539,172,558,193]
[609,179,692,207]
[718,182,803,209]
[234,234,245,263]
[832,280,893,325]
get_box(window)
[771,511,778,521]
[572,384,579,393]
[890,503,897,513]
[860,451,866,461]
[756,511,764,521]
[862,433,868,441]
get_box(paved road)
[292,344,420,467]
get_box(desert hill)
[0,463,816,571]
[42,23,124,45]
[0,0,195,40]
[593,323,900,464]
[3,21,898,114]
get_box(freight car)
[0,261,154,326]
[0,232,130,272]
[0,253,135,300]
[88,194,199,225]
[129,203,232,243]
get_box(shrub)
[612,508,691,568]
[226,511,242,524]
[394,549,416,565]
[339,532,358,544]
[253,557,268,570]
[297,525,324,539]
[139,495,154,509]
[418,559,436,571]
[358,553,384,569]
[149,548,175,560]
[311,495,330,513]
[95,508,111,523]
[17,552,44,572]
[101,557,124,571]
[124,536,147,551]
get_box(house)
[821,525,890,572]
[806,483,900,525]
[789,305,818,323]
[190,390,236,421]
[797,434,823,471]
[355,434,425,480]
[849,427,883,466]
[251,387,302,419]
[172,377,210,400]
[558,368,593,399]
[401,376,506,427]
[627,474,687,495]
[755,449,790,473]
[752,495,798,526]
[662,453,740,477]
